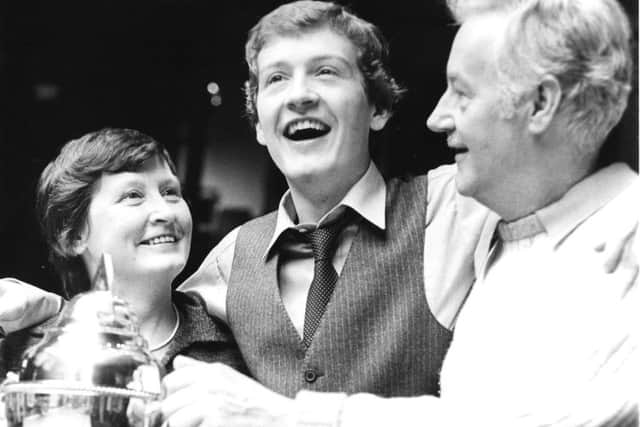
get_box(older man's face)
[427,13,531,212]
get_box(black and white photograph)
[0,1,638,426]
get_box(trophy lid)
[2,253,163,398]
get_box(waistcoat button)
[303,369,318,383]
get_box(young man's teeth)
[287,120,327,135]
[146,235,176,245]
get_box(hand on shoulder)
[0,278,62,335]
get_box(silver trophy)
[1,254,164,426]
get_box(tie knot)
[305,210,353,261]
[307,222,342,261]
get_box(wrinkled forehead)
[448,13,506,81]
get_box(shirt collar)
[496,214,545,241]
[264,161,386,259]
[534,163,636,248]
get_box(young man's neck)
[288,162,369,224]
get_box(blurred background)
[0,0,637,295]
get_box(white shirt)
[295,163,640,427]
[179,162,489,334]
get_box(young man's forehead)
[259,26,356,54]
[256,28,357,65]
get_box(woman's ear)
[71,240,87,256]
[528,75,562,135]
[370,108,391,131]
[66,228,88,257]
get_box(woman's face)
[74,155,192,287]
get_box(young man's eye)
[317,66,338,76]
[265,73,285,86]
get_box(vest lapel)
[265,251,307,352]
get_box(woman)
[0,128,247,374]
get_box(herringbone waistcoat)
[227,174,452,398]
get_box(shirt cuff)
[293,390,348,427]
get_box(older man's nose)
[426,96,454,133]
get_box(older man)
[159,0,639,426]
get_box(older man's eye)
[265,73,285,86]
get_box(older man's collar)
[264,162,387,260]
[536,163,636,248]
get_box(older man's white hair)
[447,0,633,158]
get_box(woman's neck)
[113,275,177,354]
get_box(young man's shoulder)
[240,210,279,229]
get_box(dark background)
[0,0,637,295]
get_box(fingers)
[164,359,246,395]
[606,229,638,297]
[163,360,222,395]
[173,355,203,369]
[597,227,637,274]
[161,387,210,427]
[0,278,62,332]
[160,378,252,427]
[162,381,206,421]
[0,278,31,321]
[161,361,294,427]
[607,255,639,298]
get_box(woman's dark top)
[0,290,248,378]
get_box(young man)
[175,0,487,398]
[159,0,639,426]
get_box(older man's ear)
[527,75,563,136]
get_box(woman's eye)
[121,190,143,202]
[162,187,182,200]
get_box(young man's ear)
[528,75,562,135]
[256,122,266,146]
[370,108,391,131]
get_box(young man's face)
[426,14,530,208]
[254,26,388,189]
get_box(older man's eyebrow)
[447,73,472,91]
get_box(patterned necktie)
[302,214,351,348]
